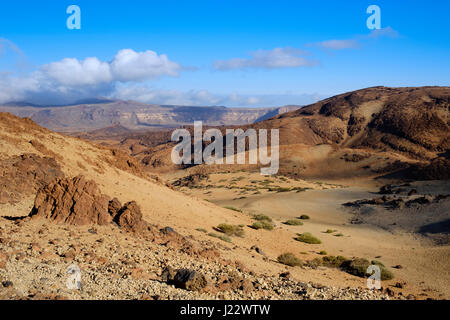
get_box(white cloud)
[0,38,24,57]
[0,48,185,105]
[313,27,399,51]
[366,26,399,39]
[214,47,318,71]
[111,49,182,81]
[41,57,113,86]
[316,39,359,50]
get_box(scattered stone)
[173,269,208,291]
[160,227,176,235]
[250,245,265,256]
[161,266,177,282]
[279,272,291,279]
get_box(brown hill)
[265,86,449,158]
[122,86,449,180]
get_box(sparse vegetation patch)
[277,253,303,267]
[295,232,321,244]
[215,224,245,237]
[284,219,304,226]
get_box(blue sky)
[0,0,449,106]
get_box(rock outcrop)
[29,175,111,225]
[0,154,65,204]
[28,176,151,233]
[113,201,149,233]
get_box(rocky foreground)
[0,176,393,300]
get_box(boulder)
[29,175,111,225]
[108,197,122,217]
[173,269,208,291]
[113,201,148,233]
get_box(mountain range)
[0,99,301,132]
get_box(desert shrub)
[334,233,344,237]
[324,229,336,233]
[305,257,322,269]
[284,219,304,226]
[269,187,291,192]
[295,232,322,244]
[299,215,310,220]
[292,187,310,192]
[371,260,385,267]
[277,253,303,267]
[196,228,207,233]
[208,232,232,243]
[321,255,348,268]
[253,214,272,222]
[340,258,394,280]
[215,224,245,237]
[250,221,274,230]
[224,206,242,213]
[319,250,327,255]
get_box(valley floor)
[172,171,450,299]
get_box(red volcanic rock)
[113,201,149,233]
[29,175,111,226]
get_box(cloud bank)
[312,27,399,51]
[214,47,318,71]
[0,48,183,105]
[111,84,324,107]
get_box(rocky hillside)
[123,86,449,179]
[0,112,405,300]
[0,100,301,132]
[262,86,449,159]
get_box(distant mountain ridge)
[0,100,301,132]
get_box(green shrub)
[324,229,336,234]
[277,253,302,267]
[340,258,394,280]
[371,260,385,267]
[319,250,327,255]
[295,232,322,244]
[284,219,304,226]
[268,187,291,192]
[299,215,310,220]
[321,255,348,268]
[305,257,322,269]
[224,206,242,213]
[253,214,272,222]
[215,224,245,237]
[250,221,274,230]
[292,187,310,193]
[208,232,232,243]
